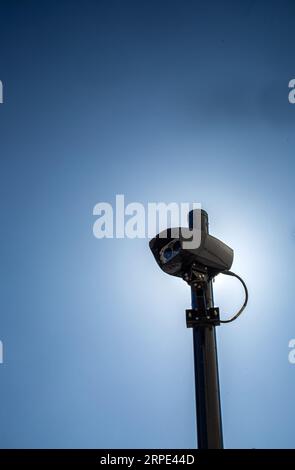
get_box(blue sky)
[0,0,295,448]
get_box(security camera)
[149,226,233,279]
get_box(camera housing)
[149,227,233,279]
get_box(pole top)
[188,209,209,232]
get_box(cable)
[219,270,248,324]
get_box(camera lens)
[162,247,173,261]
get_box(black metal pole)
[189,209,223,449]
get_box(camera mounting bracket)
[184,268,220,328]
[186,307,220,328]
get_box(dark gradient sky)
[0,0,295,448]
